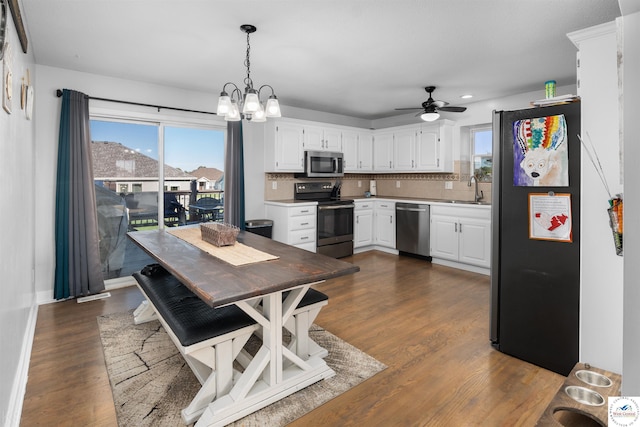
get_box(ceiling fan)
[395,86,467,121]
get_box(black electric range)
[294,182,354,258]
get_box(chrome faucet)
[469,174,484,202]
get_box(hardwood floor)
[21,251,564,426]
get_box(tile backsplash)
[265,161,492,203]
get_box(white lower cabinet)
[354,201,374,248]
[374,200,395,248]
[430,205,491,268]
[265,203,317,252]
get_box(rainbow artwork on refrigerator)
[513,114,568,187]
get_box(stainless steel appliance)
[299,151,344,178]
[294,182,354,258]
[396,203,431,259]
[491,102,581,376]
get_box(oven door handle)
[318,204,354,211]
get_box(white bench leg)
[181,331,256,425]
[133,300,157,325]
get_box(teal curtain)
[224,121,245,230]
[54,90,104,299]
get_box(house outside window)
[119,183,129,193]
[471,125,492,182]
[132,183,142,192]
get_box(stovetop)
[294,181,353,205]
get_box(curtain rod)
[55,89,217,116]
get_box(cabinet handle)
[390,217,393,224]
[301,222,308,226]
[459,223,462,233]
[389,161,392,168]
[301,236,309,240]
[412,160,414,168]
[300,209,310,213]
[455,223,458,233]
[359,160,362,168]
[356,216,359,224]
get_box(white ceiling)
[22,0,621,120]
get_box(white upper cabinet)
[343,129,373,172]
[393,126,420,171]
[265,120,304,172]
[303,124,342,152]
[374,131,394,171]
[372,121,452,173]
[416,124,440,170]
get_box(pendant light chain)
[244,31,252,89]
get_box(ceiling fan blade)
[438,106,467,113]
[395,107,423,111]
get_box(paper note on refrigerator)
[528,193,573,242]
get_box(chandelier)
[216,25,281,122]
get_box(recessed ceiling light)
[460,94,473,99]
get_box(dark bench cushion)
[287,288,329,308]
[133,265,256,347]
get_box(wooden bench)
[132,265,259,424]
[132,264,329,425]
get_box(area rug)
[97,310,386,426]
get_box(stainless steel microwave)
[302,150,344,177]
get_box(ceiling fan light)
[216,92,231,116]
[421,112,440,122]
[265,95,281,117]
[225,101,241,121]
[242,89,260,114]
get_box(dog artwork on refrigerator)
[513,114,568,187]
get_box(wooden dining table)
[127,227,359,426]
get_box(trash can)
[245,219,273,238]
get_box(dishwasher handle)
[396,206,428,212]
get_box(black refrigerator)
[490,102,580,376]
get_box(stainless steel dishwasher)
[396,203,431,259]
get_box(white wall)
[0,18,37,427]
[568,22,624,374]
[621,8,640,395]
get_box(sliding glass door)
[90,119,225,280]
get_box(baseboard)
[431,258,490,276]
[354,245,398,255]
[105,276,136,290]
[37,276,136,306]
[6,304,38,427]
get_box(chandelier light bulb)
[265,96,281,117]
[216,93,231,116]
[225,101,241,121]
[243,90,260,114]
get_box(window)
[119,183,129,193]
[132,183,142,192]
[471,125,492,182]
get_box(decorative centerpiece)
[200,223,240,247]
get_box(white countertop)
[264,196,490,209]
